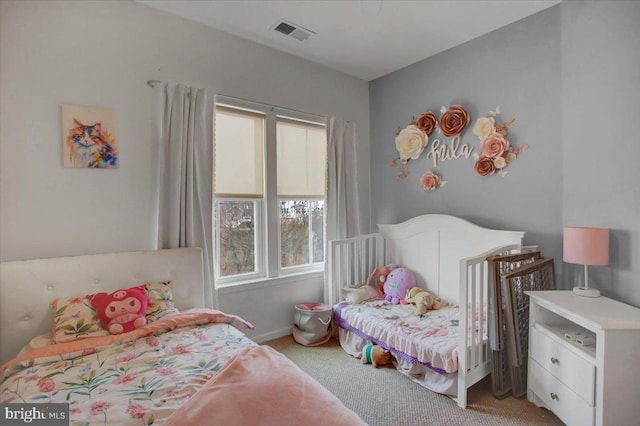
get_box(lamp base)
[573,286,601,298]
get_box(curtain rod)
[146,79,327,121]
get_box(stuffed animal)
[404,286,442,315]
[365,265,395,294]
[342,284,383,304]
[383,267,416,304]
[361,344,391,368]
[89,286,148,334]
[342,264,395,304]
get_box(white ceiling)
[138,0,560,81]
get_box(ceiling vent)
[273,20,315,41]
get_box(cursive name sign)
[426,136,474,168]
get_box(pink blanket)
[1,310,253,376]
[164,345,366,426]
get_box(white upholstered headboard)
[0,248,204,364]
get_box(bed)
[327,214,524,408]
[0,248,365,425]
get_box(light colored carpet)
[265,335,563,426]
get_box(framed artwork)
[61,104,118,168]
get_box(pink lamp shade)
[563,227,609,266]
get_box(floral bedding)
[334,301,486,374]
[0,310,255,425]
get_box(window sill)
[216,270,324,295]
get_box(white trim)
[251,326,293,344]
[217,270,324,294]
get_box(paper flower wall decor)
[438,104,470,137]
[420,171,446,191]
[471,106,528,177]
[391,104,471,188]
[390,104,526,191]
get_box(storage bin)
[292,302,332,346]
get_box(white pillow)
[17,332,53,356]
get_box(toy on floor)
[404,286,442,315]
[383,267,415,304]
[361,344,391,368]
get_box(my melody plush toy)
[90,286,148,334]
[404,286,442,315]
[361,344,391,368]
[383,267,416,304]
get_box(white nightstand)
[526,290,640,426]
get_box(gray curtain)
[326,117,362,241]
[155,83,215,308]
[326,116,363,304]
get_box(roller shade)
[215,106,264,197]
[277,118,326,197]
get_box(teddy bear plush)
[361,344,391,368]
[89,286,148,334]
[404,286,442,315]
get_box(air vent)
[274,21,296,36]
[273,20,315,41]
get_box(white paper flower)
[395,125,427,161]
[472,117,496,140]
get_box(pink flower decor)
[472,107,526,177]
[420,171,446,191]
[416,111,437,135]
[481,133,510,157]
[439,104,470,137]
[474,155,496,176]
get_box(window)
[214,97,326,285]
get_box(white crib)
[327,214,524,408]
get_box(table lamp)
[563,227,609,297]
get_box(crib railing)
[327,233,385,305]
[457,243,520,408]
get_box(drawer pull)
[550,392,559,401]
[550,357,559,364]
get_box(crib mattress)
[334,301,465,373]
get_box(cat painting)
[65,118,118,168]
[62,104,118,168]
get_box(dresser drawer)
[530,326,595,405]
[529,360,595,426]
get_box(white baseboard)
[251,326,292,344]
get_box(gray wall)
[562,0,640,307]
[369,7,563,273]
[370,1,640,307]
